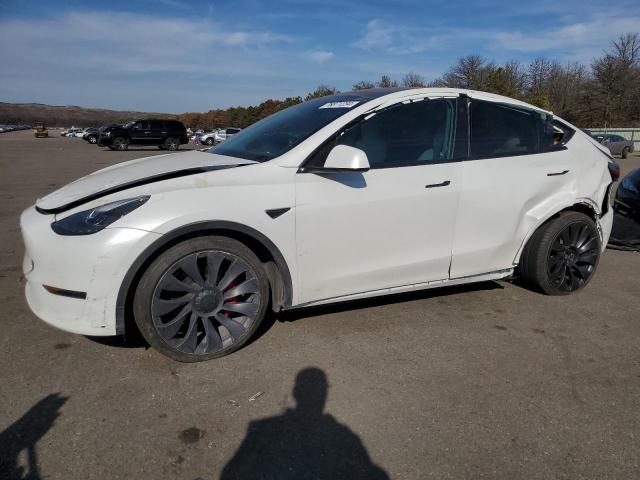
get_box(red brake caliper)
[223,280,238,317]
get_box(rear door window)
[470,100,547,159]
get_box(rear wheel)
[622,146,630,159]
[519,212,600,295]
[133,237,269,362]
[88,135,97,144]
[112,137,129,151]
[205,137,214,146]
[165,137,179,150]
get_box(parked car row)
[0,124,32,132]
[58,120,191,150]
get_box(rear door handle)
[547,170,569,176]
[425,180,451,188]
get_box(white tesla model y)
[21,88,617,361]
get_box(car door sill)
[288,268,513,310]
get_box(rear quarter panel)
[513,132,612,263]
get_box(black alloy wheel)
[546,221,599,292]
[519,211,601,295]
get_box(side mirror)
[305,145,370,173]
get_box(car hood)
[36,150,257,213]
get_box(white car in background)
[201,127,241,145]
[61,127,83,137]
[21,88,616,362]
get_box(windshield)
[210,95,370,162]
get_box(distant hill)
[0,102,176,127]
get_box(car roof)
[322,87,552,115]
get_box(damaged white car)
[21,88,617,362]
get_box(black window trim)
[465,99,568,162]
[298,95,464,173]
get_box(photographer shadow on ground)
[0,393,68,480]
[221,367,388,480]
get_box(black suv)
[98,119,188,151]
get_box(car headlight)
[51,196,149,235]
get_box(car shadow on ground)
[0,393,68,480]
[219,367,389,480]
[86,281,505,352]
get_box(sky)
[0,0,638,113]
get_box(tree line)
[178,32,640,130]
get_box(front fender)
[114,220,295,335]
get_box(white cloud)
[352,19,438,54]
[490,15,640,56]
[353,20,395,50]
[0,11,294,74]
[305,50,335,63]
[351,13,640,64]
[0,11,307,110]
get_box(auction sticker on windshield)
[319,101,360,109]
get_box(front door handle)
[547,170,569,176]
[425,180,451,188]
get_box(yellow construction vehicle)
[34,122,48,138]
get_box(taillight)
[608,161,620,182]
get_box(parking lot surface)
[1,130,639,479]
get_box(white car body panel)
[21,206,161,335]
[295,163,461,303]
[36,151,256,211]
[20,88,615,338]
[451,148,578,277]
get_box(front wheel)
[622,146,630,159]
[205,137,214,146]
[518,212,601,295]
[112,137,129,151]
[133,237,269,362]
[88,135,97,144]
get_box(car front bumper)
[20,206,161,336]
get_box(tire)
[112,137,129,151]
[519,211,601,295]
[205,137,214,146]
[133,236,269,362]
[621,146,630,159]
[164,137,179,151]
[88,135,97,144]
